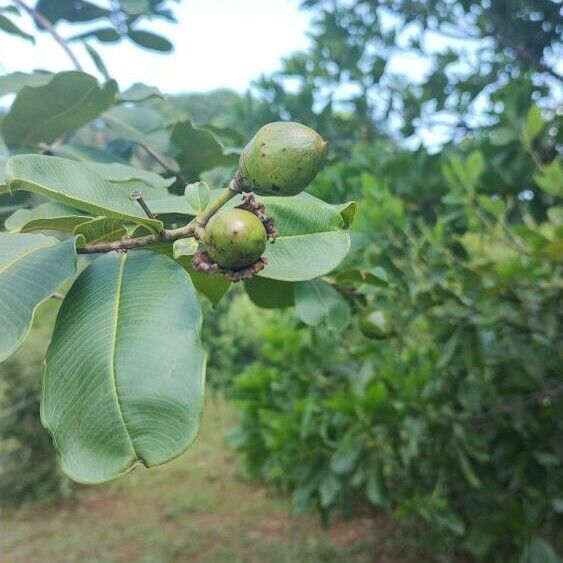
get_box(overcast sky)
[0,0,312,93]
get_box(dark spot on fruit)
[271,184,280,192]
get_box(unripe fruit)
[240,121,327,196]
[359,310,393,340]
[204,209,267,269]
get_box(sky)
[0,0,312,93]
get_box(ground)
[0,398,432,563]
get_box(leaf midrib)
[110,253,140,462]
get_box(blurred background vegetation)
[1,1,562,562]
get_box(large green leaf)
[6,155,162,229]
[42,250,206,484]
[258,194,351,281]
[2,71,117,149]
[4,202,91,233]
[170,119,238,179]
[0,234,77,362]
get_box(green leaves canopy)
[0,234,77,362]
[42,251,206,484]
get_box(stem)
[139,143,186,184]
[12,0,83,71]
[79,181,241,254]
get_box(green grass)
[0,396,432,563]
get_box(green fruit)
[240,121,327,196]
[204,209,267,269]
[359,310,392,340]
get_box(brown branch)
[79,179,242,254]
[487,10,562,82]
[12,0,83,71]
[472,385,563,425]
[139,143,186,184]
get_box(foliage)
[230,98,563,561]
[246,0,561,147]
[0,301,70,507]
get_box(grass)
[0,396,431,563]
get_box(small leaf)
[74,217,127,245]
[128,29,173,52]
[524,105,544,143]
[294,279,349,330]
[42,251,206,484]
[5,202,91,233]
[366,468,387,507]
[332,201,357,228]
[184,181,210,214]
[0,234,77,362]
[0,13,34,42]
[173,237,199,258]
[84,42,110,81]
[2,71,117,148]
[170,119,238,178]
[117,83,162,103]
[244,277,295,309]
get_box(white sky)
[0,0,313,93]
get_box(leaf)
[332,201,357,228]
[535,159,563,197]
[256,194,351,281]
[120,0,150,15]
[319,473,341,508]
[244,277,295,308]
[104,105,170,152]
[70,28,120,43]
[127,29,173,52]
[83,162,173,190]
[0,71,53,98]
[74,217,127,245]
[294,279,349,329]
[176,257,231,306]
[35,0,109,25]
[170,119,238,178]
[42,250,206,484]
[117,83,162,103]
[0,234,77,362]
[2,71,117,149]
[524,105,544,143]
[185,181,210,214]
[6,154,162,229]
[4,202,91,233]
[173,237,199,258]
[519,537,561,563]
[0,14,35,42]
[52,143,129,164]
[84,43,110,81]
[366,468,387,507]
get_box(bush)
[0,301,71,507]
[230,103,563,561]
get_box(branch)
[472,385,563,425]
[12,0,83,71]
[79,177,242,254]
[487,10,562,82]
[138,143,187,184]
